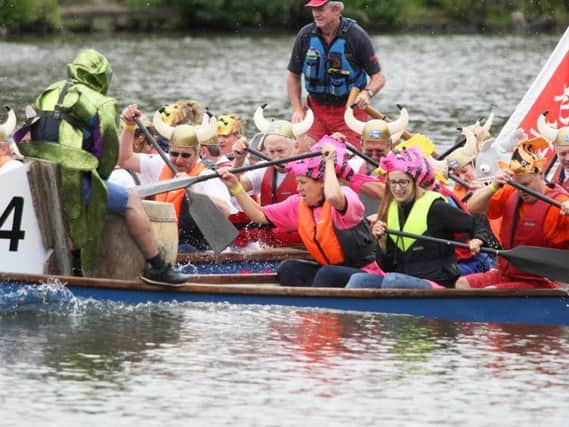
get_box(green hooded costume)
[19,49,119,274]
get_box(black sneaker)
[141,262,190,287]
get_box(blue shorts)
[82,175,129,214]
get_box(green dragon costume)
[19,49,119,274]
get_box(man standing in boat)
[287,0,385,149]
[15,49,190,286]
[457,138,569,289]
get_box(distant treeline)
[1,0,567,34]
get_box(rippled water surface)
[1,285,568,427]
[0,32,562,147]
[1,32,568,426]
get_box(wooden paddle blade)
[503,245,569,282]
[186,190,238,253]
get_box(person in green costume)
[15,49,189,286]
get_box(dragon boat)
[1,160,568,326]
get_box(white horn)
[0,107,17,139]
[537,112,559,142]
[291,108,314,137]
[344,106,366,135]
[254,104,272,133]
[25,105,37,120]
[482,110,494,133]
[153,110,174,140]
[196,115,218,143]
[462,127,479,156]
[387,107,409,137]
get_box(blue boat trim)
[1,272,568,326]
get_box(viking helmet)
[461,111,494,144]
[153,111,217,147]
[499,137,549,175]
[537,111,569,147]
[0,107,17,143]
[446,128,478,170]
[254,104,313,139]
[344,106,408,145]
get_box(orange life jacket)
[155,162,206,219]
[297,200,344,265]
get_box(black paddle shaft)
[135,150,322,198]
[506,180,562,208]
[387,229,569,282]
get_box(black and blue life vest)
[302,18,367,98]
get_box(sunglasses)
[170,151,193,159]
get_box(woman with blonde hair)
[346,146,489,289]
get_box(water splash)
[0,279,77,314]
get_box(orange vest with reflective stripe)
[297,200,344,265]
[155,162,206,219]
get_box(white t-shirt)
[108,168,139,188]
[245,165,288,195]
[0,159,24,175]
[139,154,237,213]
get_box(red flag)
[495,27,569,167]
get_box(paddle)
[344,143,472,191]
[387,229,569,282]
[134,116,238,253]
[135,150,322,198]
[246,146,271,162]
[436,135,466,160]
[505,180,562,208]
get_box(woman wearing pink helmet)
[218,135,382,286]
[346,146,489,289]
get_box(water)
[1,32,569,426]
[1,287,568,427]
[0,32,562,147]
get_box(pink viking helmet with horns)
[254,104,314,138]
[153,111,217,147]
[380,145,436,190]
[0,107,17,143]
[344,105,409,145]
[286,135,350,181]
[537,111,569,147]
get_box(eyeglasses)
[388,179,411,189]
[170,151,193,159]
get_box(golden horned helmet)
[537,111,569,147]
[153,111,217,147]
[499,137,549,175]
[344,105,409,145]
[254,104,314,139]
[446,128,479,170]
